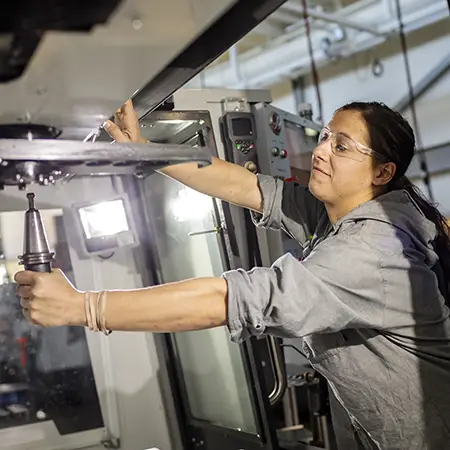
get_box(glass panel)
[140,115,257,433]
[0,211,103,435]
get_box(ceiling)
[195,0,450,88]
[0,0,447,144]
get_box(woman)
[16,100,450,449]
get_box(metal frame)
[407,140,450,180]
[0,139,212,166]
[394,53,450,113]
[0,139,212,187]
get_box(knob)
[244,161,257,173]
[279,149,287,158]
[272,147,280,156]
[269,112,282,135]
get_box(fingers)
[14,270,37,286]
[121,99,136,118]
[20,297,31,309]
[103,120,129,142]
[21,307,39,325]
[104,98,144,143]
[119,99,140,141]
[17,285,32,299]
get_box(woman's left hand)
[14,269,86,328]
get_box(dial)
[269,112,282,135]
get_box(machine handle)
[219,202,240,258]
[268,336,288,406]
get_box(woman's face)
[308,109,385,207]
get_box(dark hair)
[336,101,450,299]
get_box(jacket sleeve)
[222,232,386,344]
[251,174,325,245]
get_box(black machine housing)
[0,0,122,83]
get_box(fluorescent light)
[78,199,129,239]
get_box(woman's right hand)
[103,99,148,143]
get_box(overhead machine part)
[0,139,213,189]
[0,0,288,190]
[0,0,122,83]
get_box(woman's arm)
[105,277,227,332]
[14,270,228,332]
[104,100,262,213]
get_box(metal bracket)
[0,139,212,188]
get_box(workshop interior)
[0,0,449,449]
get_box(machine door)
[135,111,285,450]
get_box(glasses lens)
[318,128,330,143]
[331,133,365,161]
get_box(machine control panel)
[252,103,319,180]
[220,112,258,172]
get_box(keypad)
[235,140,254,154]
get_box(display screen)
[231,117,253,136]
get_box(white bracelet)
[84,290,112,335]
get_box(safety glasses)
[318,127,387,162]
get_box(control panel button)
[279,149,287,158]
[236,140,254,153]
[244,161,257,173]
[272,147,280,156]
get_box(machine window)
[0,211,104,435]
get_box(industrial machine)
[0,86,328,450]
[0,1,338,449]
[147,88,327,450]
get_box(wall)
[271,18,450,213]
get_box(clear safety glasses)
[318,127,387,162]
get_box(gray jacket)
[222,174,450,450]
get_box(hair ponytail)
[393,176,450,301]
